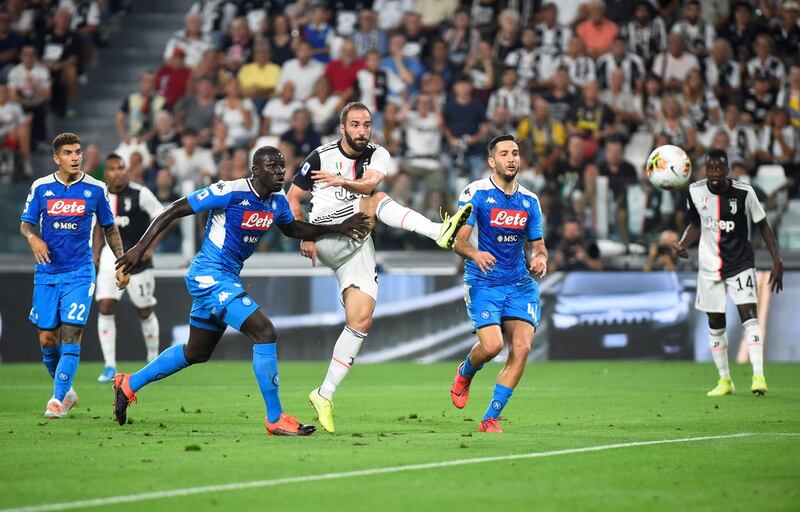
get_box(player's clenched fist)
[300,240,317,266]
[473,251,496,274]
[529,254,547,278]
[28,235,51,264]
[672,242,689,259]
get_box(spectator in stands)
[378,101,402,155]
[442,8,479,68]
[8,45,50,149]
[553,135,588,206]
[222,17,253,72]
[213,78,257,151]
[191,48,232,94]
[679,68,721,133]
[463,39,496,104]
[0,10,23,81]
[277,39,324,101]
[486,67,529,124]
[168,128,216,187]
[0,82,31,176]
[771,0,800,64]
[38,7,80,118]
[382,33,424,99]
[155,47,191,110]
[777,64,800,131]
[492,8,520,63]
[372,0,415,32]
[640,74,664,133]
[262,80,303,137]
[517,95,565,174]
[425,39,457,90]
[747,34,786,92]
[705,39,741,105]
[352,9,386,58]
[655,95,698,157]
[279,107,321,161]
[596,36,645,93]
[652,33,700,93]
[116,71,166,144]
[230,148,250,180]
[267,14,295,67]
[710,130,741,163]
[127,150,147,184]
[155,168,179,206]
[621,0,666,67]
[443,78,489,181]
[534,3,571,72]
[671,0,715,58]
[418,0,459,32]
[147,111,181,177]
[552,37,596,89]
[717,104,759,164]
[306,76,342,136]
[6,0,34,40]
[549,219,603,271]
[567,81,617,159]
[324,39,363,100]
[398,92,446,191]
[174,75,215,147]
[505,27,543,90]
[544,67,578,124]
[303,5,333,64]
[600,135,638,204]
[357,50,397,127]
[238,39,281,111]
[575,0,619,58]
[720,1,757,63]
[164,12,212,68]
[400,11,429,60]
[742,75,777,126]
[756,108,797,166]
[644,230,690,271]
[486,105,516,144]
[600,68,643,138]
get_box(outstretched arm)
[453,224,496,274]
[311,168,385,196]
[278,213,369,242]
[116,197,194,274]
[758,219,783,293]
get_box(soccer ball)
[645,145,692,190]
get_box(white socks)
[375,196,441,241]
[743,318,764,377]
[98,313,116,368]
[141,313,160,362]
[319,325,367,400]
[709,328,730,378]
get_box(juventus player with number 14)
[673,149,783,397]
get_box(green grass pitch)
[1,361,798,511]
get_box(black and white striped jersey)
[621,18,667,62]
[596,52,645,92]
[704,58,741,91]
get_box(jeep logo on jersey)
[705,218,735,232]
[47,199,86,216]
[241,211,274,230]
[489,208,528,230]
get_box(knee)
[98,300,116,316]
[39,331,58,348]
[707,314,726,330]
[349,316,372,334]
[738,305,757,322]
[511,339,532,360]
[371,192,387,204]
[484,338,504,358]
[251,318,277,344]
[137,307,153,320]
[185,349,211,365]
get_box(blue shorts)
[29,280,95,330]
[185,271,259,332]
[465,279,541,331]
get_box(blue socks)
[460,353,483,379]
[483,384,513,421]
[53,344,80,402]
[253,343,283,423]
[129,344,189,392]
[41,345,60,379]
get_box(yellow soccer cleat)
[751,375,768,396]
[436,203,473,249]
[309,388,335,433]
[707,377,735,397]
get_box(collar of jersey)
[246,178,273,202]
[489,175,518,197]
[53,171,85,187]
[337,139,362,159]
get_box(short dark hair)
[340,102,371,125]
[706,148,728,165]
[52,132,81,154]
[488,134,517,156]
[252,145,283,167]
[106,152,124,163]
[181,128,198,137]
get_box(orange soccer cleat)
[113,373,137,426]
[478,418,504,433]
[450,363,473,409]
[265,413,316,436]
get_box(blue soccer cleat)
[97,366,116,383]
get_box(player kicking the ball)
[449,135,547,433]
[673,149,783,397]
[287,102,472,433]
[21,132,129,418]
[113,146,369,436]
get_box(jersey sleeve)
[526,195,544,241]
[292,150,320,191]
[95,185,115,228]
[457,185,478,227]
[20,184,40,224]
[367,146,391,176]
[686,194,701,226]
[745,186,766,224]
[139,186,164,220]
[271,192,296,225]
[187,181,234,213]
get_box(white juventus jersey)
[687,179,766,280]
[293,139,390,224]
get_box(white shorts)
[316,234,378,304]
[695,268,758,313]
[95,247,158,308]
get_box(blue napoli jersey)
[21,173,114,283]
[458,177,544,287]
[187,179,295,275]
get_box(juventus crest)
[729,198,737,215]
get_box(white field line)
[2,432,798,512]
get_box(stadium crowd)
[5,0,800,264]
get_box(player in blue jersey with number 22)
[450,135,548,433]
[20,132,129,419]
[112,146,368,436]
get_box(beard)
[345,130,369,153]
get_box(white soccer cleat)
[44,398,68,419]
[62,387,78,413]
